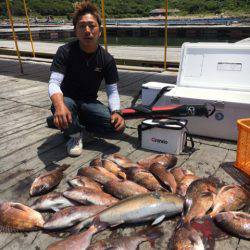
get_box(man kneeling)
[48,1,125,157]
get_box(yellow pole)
[23,0,35,57]
[164,0,168,70]
[5,0,24,74]
[101,0,108,51]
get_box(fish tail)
[60,164,71,172]
[134,226,163,248]
[91,216,109,233]
[68,217,93,234]
[117,171,126,180]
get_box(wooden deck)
[0,56,249,250]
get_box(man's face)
[75,14,101,49]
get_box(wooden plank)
[180,141,228,177]
[0,105,49,125]
[237,239,250,250]
[0,111,50,133]
[0,85,47,99]
[0,126,62,160]
[0,121,46,143]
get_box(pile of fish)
[0,153,249,250]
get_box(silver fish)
[73,192,184,233]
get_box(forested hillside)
[0,0,249,17]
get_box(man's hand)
[53,104,72,130]
[111,112,125,133]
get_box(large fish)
[215,211,250,239]
[67,176,102,191]
[63,187,118,206]
[47,220,107,250]
[87,226,163,250]
[169,224,205,250]
[183,178,217,223]
[0,202,44,232]
[137,154,177,170]
[31,192,77,212]
[183,192,215,224]
[171,167,194,184]
[103,179,149,199]
[77,166,119,185]
[210,185,249,217]
[30,164,70,196]
[72,192,184,233]
[125,167,165,191]
[176,175,200,196]
[44,205,107,230]
[149,163,177,193]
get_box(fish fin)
[110,222,123,228]
[10,203,30,212]
[137,226,163,247]
[117,171,126,180]
[183,198,192,216]
[151,215,165,226]
[68,217,93,234]
[51,207,60,212]
[91,217,109,233]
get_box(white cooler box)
[138,119,190,154]
[142,43,250,141]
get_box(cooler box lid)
[166,86,250,106]
[177,43,250,92]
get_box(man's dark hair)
[73,1,101,29]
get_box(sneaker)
[66,134,83,157]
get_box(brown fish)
[0,202,44,232]
[103,179,149,199]
[101,159,126,179]
[215,211,250,239]
[149,163,177,193]
[183,178,217,223]
[44,205,107,230]
[67,176,102,191]
[63,187,118,206]
[183,192,215,224]
[126,167,164,191]
[87,226,163,250]
[137,154,177,170]
[30,164,70,196]
[171,167,194,184]
[77,166,119,185]
[89,157,102,166]
[176,175,200,196]
[170,224,205,250]
[104,153,133,165]
[31,192,77,212]
[47,220,107,250]
[210,185,249,218]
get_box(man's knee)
[63,97,78,112]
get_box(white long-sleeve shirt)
[48,71,120,112]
